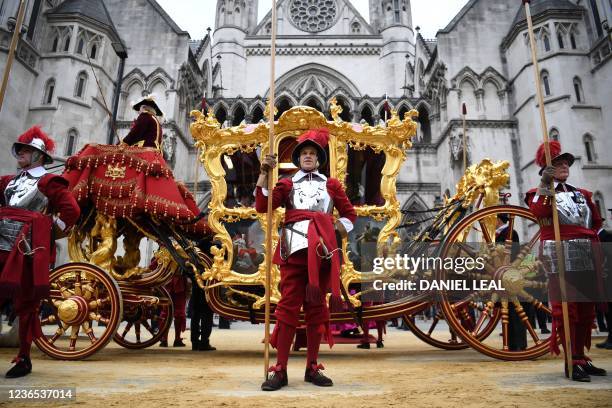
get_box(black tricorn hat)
[133,95,163,116]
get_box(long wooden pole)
[524,0,573,378]
[462,102,468,172]
[0,0,27,112]
[263,0,278,379]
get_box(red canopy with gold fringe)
[63,144,209,236]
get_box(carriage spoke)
[512,301,541,344]
[141,320,155,336]
[120,322,133,339]
[501,300,509,350]
[89,312,110,325]
[478,220,493,243]
[89,297,110,310]
[81,321,98,343]
[68,325,80,351]
[426,316,440,336]
[471,301,493,335]
[74,272,82,296]
[48,323,68,345]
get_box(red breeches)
[273,252,331,328]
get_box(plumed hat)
[12,126,55,165]
[291,128,329,168]
[535,140,574,174]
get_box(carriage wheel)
[34,263,122,360]
[438,205,554,361]
[403,301,500,350]
[113,287,174,349]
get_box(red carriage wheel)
[34,263,122,360]
[438,205,556,361]
[403,300,501,350]
[113,287,174,349]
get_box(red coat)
[0,172,80,299]
[122,112,162,149]
[256,176,356,301]
[525,185,602,241]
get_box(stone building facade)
[192,0,611,236]
[0,0,203,183]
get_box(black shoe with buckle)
[5,356,32,379]
[261,365,288,391]
[583,361,607,376]
[565,364,591,382]
[173,339,186,347]
[304,362,333,387]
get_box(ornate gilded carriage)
[190,102,556,361]
[33,102,557,362]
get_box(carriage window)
[222,151,260,209]
[346,145,385,206]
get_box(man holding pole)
[0,127,80,378]
[255,128,356,391]
[525,141,606,381]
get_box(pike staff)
[461,102,468,172]
[263,0,279,379]
[523,0,573,377]
[0,0,26,112]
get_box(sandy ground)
[1,321,611,408]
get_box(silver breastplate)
[4,173,48,212]
[555,190,592,229]
[281,177,333,260]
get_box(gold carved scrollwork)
[190,103,419,309]
[449,159,511,240]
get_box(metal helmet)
[12,126,56,165]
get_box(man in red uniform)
[525,141,607,381]
[256,129,356,391]
[121,96,163,149]
[0,127,80,378]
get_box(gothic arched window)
[251,105,264,123]
[557,32,565,49]
[43,78,55,105]
[570,32,577,49]
[542,34,551,52]
[89,42,98,59]
[351,22,361,33]
[63,35,71,52]
[541,70,551,96]
[584,134,595,162]
[76,37,85,54]
[75,72,87,98]
[51,34,59,52]
[573,76,584,103]
[65,129,78,156]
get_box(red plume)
[535,140,561,168]
[17,126,56,153]
[297,128,329,149]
